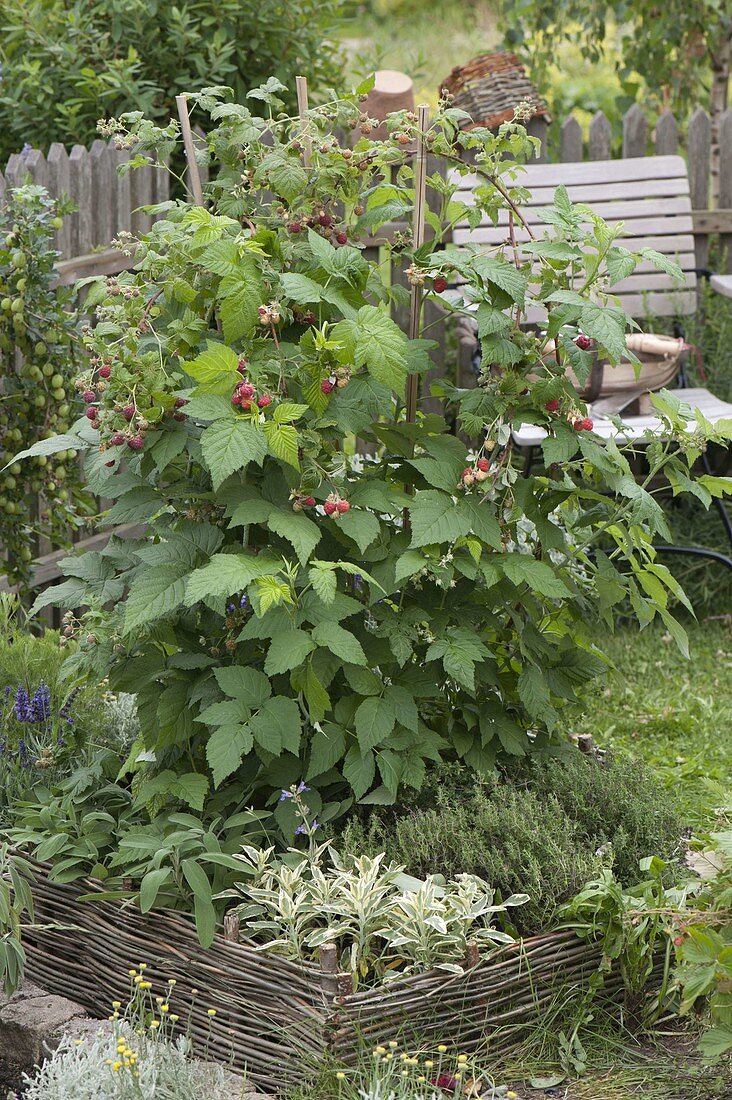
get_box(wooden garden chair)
[449,154,732,569]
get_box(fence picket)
[588,111,612,160]
[622,103,647,158]
[718,107,732,272]
[688,106,712,270]
[46,144,71,258]
[112,144,132,237]
[654,110,679,155]
[89,139,114,250]
[131,155,155,235]
[69,145,92,257]
[5,153,25,189]
[560,116,583,162]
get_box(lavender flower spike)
[14,686,33,723]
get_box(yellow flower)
[111,1001,121,1009]
[155,996,163,1005]
[437,1045,447,1053]
[160,1004,169,1013]
[400,1053,408,1062]
[424,1060,434,1068]
[400,1071,408,1077]
[168,979,176,986]
[207,1008,217,1017]
[388,1041,398,1049]
[507,1094,518,1099]
[105,1059,114,1066]
[384,1053,394,1061]
[374,1046,386,1055]
[150,1021,160,1029]
[336,1072,346,1080]
[117,1045,126,1054]
[170,1015,180,1023]
[418,1077,426,1083]
[138,963,147,970]
[112,1061,122,1072]
[128,969,136,977]
[457,1054,468,1064]
[74,1040,84,1047]
[133,975,143,984]
[139,981,152,990]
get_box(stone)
[0,985,87,1066]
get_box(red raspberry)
[302,311,316,325]
[238,382,255,400]
[82,390,96,404]
[302,496,317,507]
[85,407,98,420]
[545,399,560,412]
[98,365,111,379]
[673,936,684,947]
[287,222,302,234]
[318,213,332,227]
[433,275,448,294]
[575,334,592,351]
[257,306,268,317]
[231,393,241,407]
[240,400,252,412]
[334,231,348,245]
[337,500,350,514]
[321,378,335,394]
[237,358,248,375]
[174,396,187,408]
[257,394,272,409]
[122,405,135,421]
[127,434,144,450]
[476,458,490,472]
[582,417,594,431]
[323,501,337,516]
[174,412,186,421]
[110,432,125,446]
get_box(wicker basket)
[440,52,551,130]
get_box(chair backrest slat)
[449,155,696,319]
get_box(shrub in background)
[0,0,345,162]
[336,754,683,934]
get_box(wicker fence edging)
[17,857,624,1092]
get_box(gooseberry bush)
[19,81,732,843]
[0,187,86,584]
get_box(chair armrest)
[710,273,732,300]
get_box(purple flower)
[227,603,236,613]
[296,781,310,794]
[17,740,29,767]
[295,822,307,835]
[13,686,33,723]
[2,686,11,703]
[239,595,248,609]
[279,789,293,801]
[20,142,32,158]
[30,681,51,722]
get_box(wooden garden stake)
[176,94,205,207]
[404,103,430,426]
[295,76,312,167]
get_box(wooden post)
[588,111,612,160]
[404,103,430,427]
[654,110,679,155]
[560,116,583,162]
[295,76,312,167]
[719,108,732,272]
[176,94,205,207]
[622,103,647,158]
[223,912,240,944]
[688,106,712,271]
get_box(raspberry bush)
[18,81,732,840]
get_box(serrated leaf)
[517,665,551,719]
[215,666,270,706]
[501,554,570,598]
[409,490,471,548]
[206,724,254,787]
[343,744,376,798]
[264,629,316,675]
[218,258,263,343]
[459,498,502,548]
[307,723,345,777]
[185,553,281,605]
[309,564,338,604]
[250,696,301,755]
[260,152,308,203]
[336,509,381,553]
[123,563,190,634]
[472,255,527,305]
[184,342,239,393]
[579,303,628,363]
[10,432,88,466]
[303,666,331,723]
[201,419,267,489]
[333,305,409,397]
[273,402,309,424]
[171,772,208,811]
[311,621,367,665]
[263,420,299,468]
[267,508,321,564]
[184,394,235,422]
[355,695,396,751]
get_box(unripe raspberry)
[127,434,144,450]
[337,499,350,514]
[545,399,560,413]
[237,358,248,375]
[98,365,111,379]
[122,405,135,421]
[110,432,125,446]
[240,400,252,412]
[321,378,335,394]
[575,334,592,351]
[174,396,187,408]
[461,468,475,487]
[475,469,489,482]
[82,390,96,404]
[433,275,448,294]
[334,232,348,245]
[292,501,303,512]
[302,496,317,507]
[476,458,489,472]
[257,394,272,408]
[323,501,337,516]
[336,376,349,389]
[673,935,684,947]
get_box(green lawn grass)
[576,618,732,827]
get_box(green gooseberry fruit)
[4,476,16,491]
[42,362,54,377]
[34,342,45,356]
[15,277,26,291]
[34,393,46,408]
[19,547,32,562]
[30,479,41,492]
[51,217,63,230]
[53,466,66,481]
[0,299,10,312]
[45,481,56,492]
[58,403,69,418]
[58,489,69,502]
[10,464,20,475]
[11,252,26,270]
[51,374,64,389]
[35,455,47,467]
[4,501,16,514]
[30,367,43,381]
[52,388,65,401]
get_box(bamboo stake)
[295,76,312,167]
[175,94,205,207]
[404,103,430,425]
